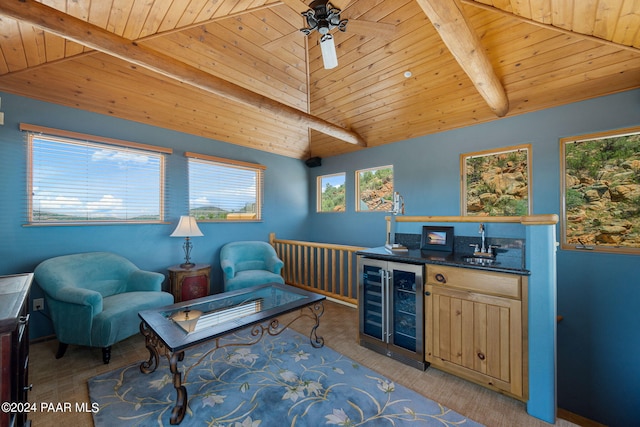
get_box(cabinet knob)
[477,352,486,361]
[435,273,446,283]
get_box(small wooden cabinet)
[425,265,528,400]
[168,264,211,302]
[0,273,33,427]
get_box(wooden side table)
[168,264,211,302]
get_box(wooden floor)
[27,300,578,427]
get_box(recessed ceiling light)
[404,71,412,78]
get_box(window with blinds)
[186,152,264,221]
[25,125,168,224]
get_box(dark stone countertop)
[357,246,530,276]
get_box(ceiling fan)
[300,1,347,69]
[270,0,396,70]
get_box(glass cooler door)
[361,260,386,341]
[390,267,420,352]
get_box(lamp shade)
[170,216,204,237]
[320,35,338,69]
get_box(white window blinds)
[186,152,264,221]
[23,124,169,224]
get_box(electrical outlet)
[33,298,44,311]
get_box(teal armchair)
[220,241,284,292]
[34,252,174,363]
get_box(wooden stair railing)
[270,233,365,306]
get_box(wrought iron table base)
[139,302,324,425]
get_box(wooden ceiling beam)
[415,0,509,117]
[0,0,367,147]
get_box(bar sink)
[462,256,498,266]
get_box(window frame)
[355,165,394,212]
[317,172,346,213]
[560,126,640,254]
[186,152,265,222]
[460,144,532,216]
[23,123,170,225]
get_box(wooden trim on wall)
[19,123,173,154]
[387,214,559,225]
[557,408,607,427]
[184,151,267,170]
[385,215,559,246]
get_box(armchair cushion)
[34,252,174,355]
[220,241,284,292]
[128,269,168,292]
[91,291,174,347]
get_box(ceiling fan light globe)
[320,35,338,69]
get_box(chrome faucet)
[469,223,494,257]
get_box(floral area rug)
[88,327,483,426]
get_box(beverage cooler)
[358,257,427,370]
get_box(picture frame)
[421,226,454,252]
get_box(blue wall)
[305,89,640,426]
[1,88,638,426]
[0,92,310,338]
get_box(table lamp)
[170,216,204,268]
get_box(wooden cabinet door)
[425,285,524,398]
[169,264,211,302]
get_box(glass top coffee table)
[138,282,325,425]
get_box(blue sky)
[320,173,345,192]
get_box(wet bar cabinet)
[358,257,427,370]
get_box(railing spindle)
[269,234,364,306]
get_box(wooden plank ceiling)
[0,0,638,160]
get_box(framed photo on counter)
[421,226,454,252]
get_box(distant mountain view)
[31,212,160,222]
[191,203,257,220]
[190,206,228,220]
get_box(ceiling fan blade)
[279,0,309,15]
[346,19,396,39]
